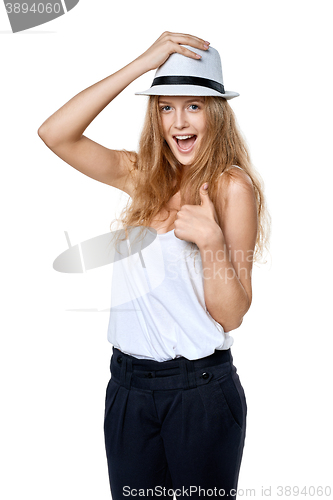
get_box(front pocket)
[215,373,245,430]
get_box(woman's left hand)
[174,183,224,247]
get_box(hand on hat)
[137,31,210,73]
[174,183,223,248]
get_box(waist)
[110,346,235,391]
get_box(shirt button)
[201,372,209,379]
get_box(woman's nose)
[174,109,188,129]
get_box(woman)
[38,32,270,499]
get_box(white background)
[1,0,332,498]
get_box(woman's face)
[158,96,207,166]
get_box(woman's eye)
[160,106,171,112]
[189,104,199,110]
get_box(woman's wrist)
[130,53,155,76]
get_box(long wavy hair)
[109,95,271,265]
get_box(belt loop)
[179,358,190,389]
[179,358,197,389]
[187,360,197,389]
[120,355,133,390]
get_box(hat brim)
[135,85,239,100]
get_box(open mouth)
[173,135,197,153]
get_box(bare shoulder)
[219,166,253,190]
[216,166,255,210]
[214,165,258,248]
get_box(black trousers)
[104,347,247,499]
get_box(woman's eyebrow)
[159,98,205,104]
[185,98,205,103]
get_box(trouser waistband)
[110,347,234,391]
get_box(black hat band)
[151,75,225,94]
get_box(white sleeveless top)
[107,166,243,362]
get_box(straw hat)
[135,45,239,100]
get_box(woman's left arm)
[198,170,258,332]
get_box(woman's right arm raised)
[37,57,149,197]
[37,32,209,196]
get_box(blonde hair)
[110,95,271,265]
